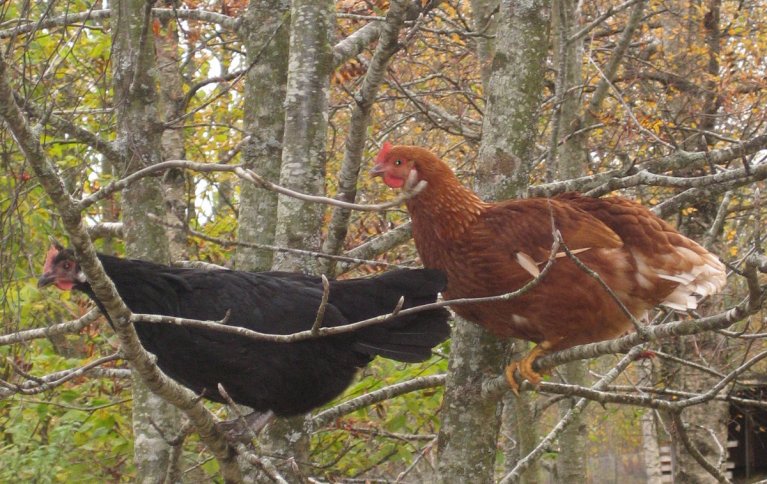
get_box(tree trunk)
[258,0,334,479]
[657,2,730,480]
[232,3,290,480]
[156,1,188,262]
[438,1,550,482]
[638,359,663,484]
[671,336,731,483]
[111,0,182,480]
[476,0,551,200]
[550,1,588,480]
[554,361,588,481]
[437,322,507,484]
[270,0,334,274]
[235,0,290,272]
[469,0,498,87]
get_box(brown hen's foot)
[504,341,552,396]
[504,362,525,396]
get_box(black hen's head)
[38,240,85,291]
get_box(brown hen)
[372,143,726,391]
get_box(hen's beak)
[369,164,385,178]
[37,272,55,288]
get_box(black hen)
[38,244,450,416]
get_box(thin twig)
[704,191,733,249]
[0,353,121,398]
[395,437,437,483]
[391,296,405,316]
[312,374,446,427]
[651,350,728,380]
[216,384,256,442]
[78,158,427,212]
[560,240,650,339]
[151,214,409,270]
[311,275,331,335]
[567,0,643,44]
[671,412,731,483]
[587,54,674,150]
[234,443,289,484]
[0,308,101,346]
[235,166,428,212]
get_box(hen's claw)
[504,363,523,396]
[504,341,552,396]
[216,411,275,444]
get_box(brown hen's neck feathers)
[403,149,487,240]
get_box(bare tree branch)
[586,158,767,199]
[334,222,414,274]
[312,374,446,427]
[236,166,428,212]
[88,222,125,240]
[311,275,331,334]
[671,412,732,483]
[77,159,427,213]
[0,353,121,399]
[567,0,644,44]
[0,308,101,346]
[0,8,239,39]
[322,0,411,275]
[152,215,411,270]
[14,92,124,164]
[528,132,767,198]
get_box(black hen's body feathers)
[76,255,449,416]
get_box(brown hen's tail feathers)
[656,249,726,311]
[556,192,726,311]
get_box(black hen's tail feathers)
[329,269,451,363]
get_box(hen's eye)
[63,262,72,270]
[394,159,402,166]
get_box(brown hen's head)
[371,143,455,189]
[37,240,84,291]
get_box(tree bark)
[438,2,550,482]
[259,0,334,479]
[437,322,507,484]
[550,1,588,480]
[232,3,291,480]
[234,0,290,272]
[111,0,182,480]
[469,0,498,88]
[156,1,189,262]
[271,0,334,274]
[476,0,551,200]
[641,394,663,483]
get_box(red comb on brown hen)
[373,144,727,393]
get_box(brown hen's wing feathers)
[554,192,726,310]
[480,197,624,262]
[436,198,631,343]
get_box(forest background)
[1,0,766,482]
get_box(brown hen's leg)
[504,341,552,395]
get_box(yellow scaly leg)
[504,340,553,395]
